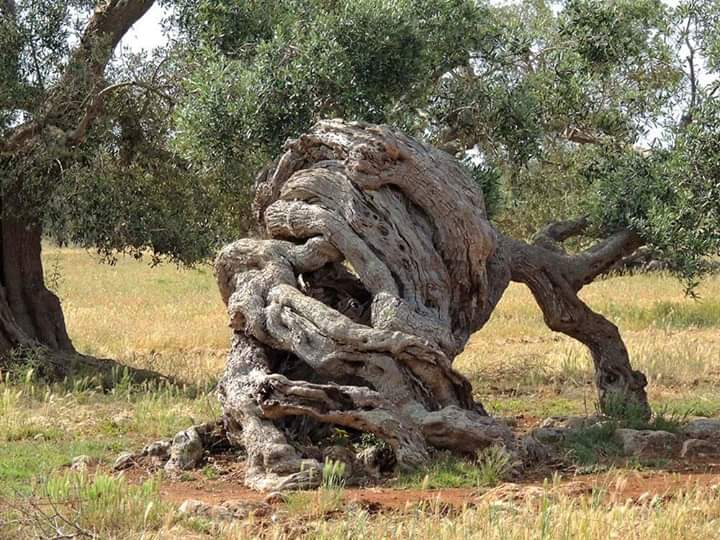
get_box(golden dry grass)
[44,246,720,415]
[1,246,718,539]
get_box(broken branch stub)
[215,120,513,490]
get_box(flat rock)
[530,427,565,445]
[178,499,212,516]
[540,415,604,431]
[683,419,720,440]
[614,429,679,457]
[165,427,204,471]
[264,491,287,505]
[681,439,720,459]
[519,435,552,464]
[178,499,270,520]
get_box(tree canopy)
[168,0,719,285]
[2,0,717,276]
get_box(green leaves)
[171,0,485,225]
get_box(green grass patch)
[561,400,689,466]
[561,421,622,466]
[1,471,171,539]
[395,447,516,489]
[0,439,126,496]
[485,395,584,418]
[655,395,720,418]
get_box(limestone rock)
[178,499,211,516]
[142,439,172,459]
[540,415,604,431]
[519,435,552,464]
[165,427,204,471]
[681,438,720,459]
[530,427,565,445]
[322,445,356,479]
[613,429,679,457]
[683,418,720,440]
[264,491,287,505]
[70,455,97,471]
[357,445,396,478]
[178,498,270,521]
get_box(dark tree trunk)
[0,217,74,360]
[0,0,157,374]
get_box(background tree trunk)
[0,0,156,374]
[0,217,74,359]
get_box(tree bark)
[216,121,652,489]
[216,120,514,490]
[0,217,73,359]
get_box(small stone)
[111,410,133,425]
[683,419,720,440]
[208,505,234,520]
[112,451,136,471]
[178,499,211,516]
[165,427,204,471]
[142,439,172,459]
[70,455,97,471]
[519,435,551,463]
[681,438,720,459]
[540,415,604,431]
[357,445,395,477]
[614,429,679,457]
[222,501,270,519]
[322,445,355,478]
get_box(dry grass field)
[1,246,719,538]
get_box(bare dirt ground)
[116,455,720,513]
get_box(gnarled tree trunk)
[216,120,514,490]
[215,120,650,490]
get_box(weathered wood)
[216,120,651,489]
[497,232,650,418]
[217,120,513,490]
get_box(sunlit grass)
[0,246,716,538]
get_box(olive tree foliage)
[1,2,232,271]
[430,0,720,285]
[171,0,719,285]
[169,0,491,226]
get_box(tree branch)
[0,0,156,154]
[529,216,642,289]
[562,126,601,145]
[496,231,649,416]
[573,229,643,286]
[532,216,589,250]
[67,80,175,146]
